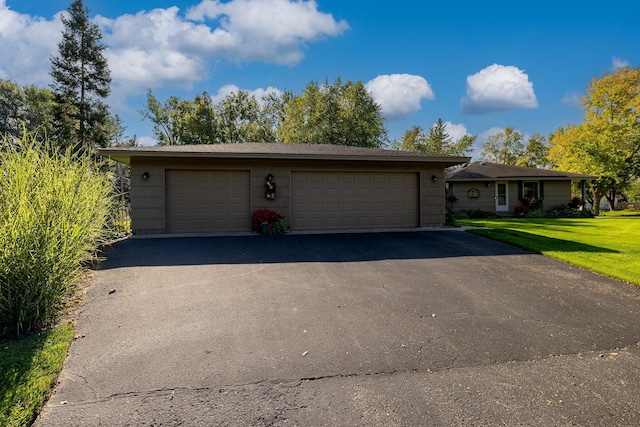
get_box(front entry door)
[496,181,509,212]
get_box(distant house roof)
[98,143,471,166]
[445,161,594,181]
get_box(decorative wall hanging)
[467,187,480,200]
[265,174,276,200]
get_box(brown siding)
[447,182,495,212]
[447,179,574,216]
[129,157,448,234]
[541,181,572,208]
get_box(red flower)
[252,209,283,231]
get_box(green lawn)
[455,216,640,286]
[0,323,74,427]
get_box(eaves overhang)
[98,144,471,167]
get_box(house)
[98,143,469,235]
[444,162,593,215]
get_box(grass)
[0,323,74,427]
[455,216,640,286]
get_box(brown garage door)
[166,170,250,233]
[292,171,419,231]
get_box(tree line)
[1,0,638,212]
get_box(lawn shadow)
[467,228,619,254]
[0,330,60,426]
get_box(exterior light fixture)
[431,175,438,182]
[142,172,149,180]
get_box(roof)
[445,161,594,181]
[98,143,470,166]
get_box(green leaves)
[50,0,112,151]
[398,119,476,156]
[0,134,113,337]
[549,67,640,214]
[279,78,387,148]
[481,127,524,164]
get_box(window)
[523,181,539,199]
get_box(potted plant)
[252,209,288,235]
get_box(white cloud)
[365,74,435,120]
[0,1,348,96]
[97,7,210,93]
[466,126,504,160]
[186,0,349,65]
[0,1,62,84]
[612,56,630,70]
[561,92,582,107]
[137,135,157,147]
[443,121,469,141]
[210,84,283,106]
[461,64,538,114]
[478,126,505,141]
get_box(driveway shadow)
[99,231,540,269]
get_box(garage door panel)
[292,171,418,231]
[327,188,340,197]
[166,170,250,233]
[192,204,208,215]
[342,174,356,184]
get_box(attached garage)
[98,143,469,235]
[292,171,418,230]
[165,170,250,233]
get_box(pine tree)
[50,0,112,151]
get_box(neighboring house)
[445,162,593,215]
[98,143,469,234]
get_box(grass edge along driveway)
[0,323,74,427]
[456,216,640,287]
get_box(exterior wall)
[130,160,166,234]
[446,181,495,212]
[420,169,446,226]
[130,157,447,234]
[540,181,572,209]
[446,179,573,215]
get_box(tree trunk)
[592,187,606,215]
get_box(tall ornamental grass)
[0,135,113,337]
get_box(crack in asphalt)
[58,343,639,408]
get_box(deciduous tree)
[140,91,183,146]
[278,78,387,147]
[549,67,640,214]
[398,119,475,155]
[481,127,524,164]
[0,80,56,140]
[517,133,554,169]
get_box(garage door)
[292,171,419,231]
[166,170,250,233]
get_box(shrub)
[251,209,288,235]
[525,205,594,219]
[0,135,113,337]
[445,208,455,225]
[452,209,498,220]
[514,205,530,216]
[567,197,583,210]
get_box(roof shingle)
[445,161,594,180]
[99,142,471,165]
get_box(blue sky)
[1,0,639,156]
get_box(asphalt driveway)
[37,231,640,426]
